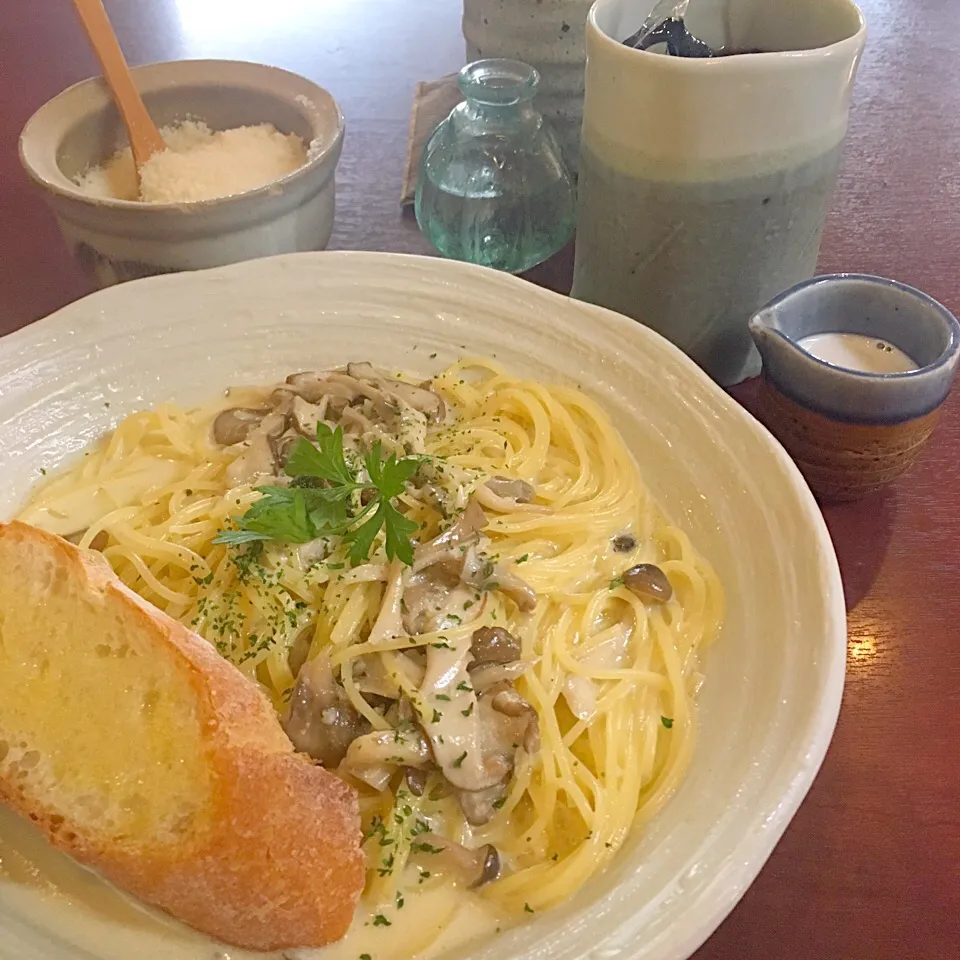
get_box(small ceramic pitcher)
[749,275,960,502]
[572,0,866,386]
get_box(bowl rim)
[0,251,848,960]
[18,58,345,213]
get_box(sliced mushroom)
[354,653,409,699]
[287,623,315,679]
[326,374,396,422]
[270,431,300,468]
[225,411,288,486]
[402,567,484,636]
[290,395,326,438]
[405,766,429,797]
[474,481,549,515]
[411,833,500,888]
[416,633,510,792]
[461,546,537,613]
[346,362,446,422]
[413,499,487,572]
[456,783,508,827]
[621,563,673,603]
[490,687,540,754]
[468,660,529,694]
[492,570,537,612]
[342,726,431,791]
[485,477,535,503]
[470,626,521,666]
[283,653,368,767]
[269,386,298,407]
[561,624,632,720]
[285,372,357,404]
[339,405,378,436]
[212,407,266,446]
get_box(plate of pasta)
[0,252,845,960]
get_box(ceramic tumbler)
[572,0,867,386]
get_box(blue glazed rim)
[754,273,960,381]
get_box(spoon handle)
[71,0,165,168]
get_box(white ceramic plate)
[0,252,845,960]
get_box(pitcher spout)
[748,305,799,369]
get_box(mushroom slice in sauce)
[468,659,529,694]
[490,687,540,754]
[411,833,501,888]
[485,476,535,503]
[470,626,522,666]
[287,623,315,679]
[283,653,368,767]
[212,407,267,447]
[456,783,508,827]
[325,374,396,422]
[474,480,549,514]
[225,411,288,486]
[405,766,429,797]
[354,653,410,699]
[342,726,431,791]
[415,633,510,792]
[290,395,327,438]
[402,567,484,636]
[413,499,487,572]
[461,546,537,613]
[346,362,446,422]
[339,405,378,436]
[621,563,673,603]
[286,371,396,425]
[562,624,632,720]
[285,372,358,404]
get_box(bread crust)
[0,521,365,951]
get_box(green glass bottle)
[415,59,576,274]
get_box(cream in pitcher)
[571,0,866,386]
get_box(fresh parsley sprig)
[213,422,422,565]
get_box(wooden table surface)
[1,1,958,956]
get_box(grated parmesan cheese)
[74,120,307,203]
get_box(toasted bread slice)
[0,520,364,951]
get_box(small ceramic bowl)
[19,60,344,288]
[749,274,960,502]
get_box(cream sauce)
[0,806,508,960]
[798,332,918,374]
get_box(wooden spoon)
[71,0,166,181]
